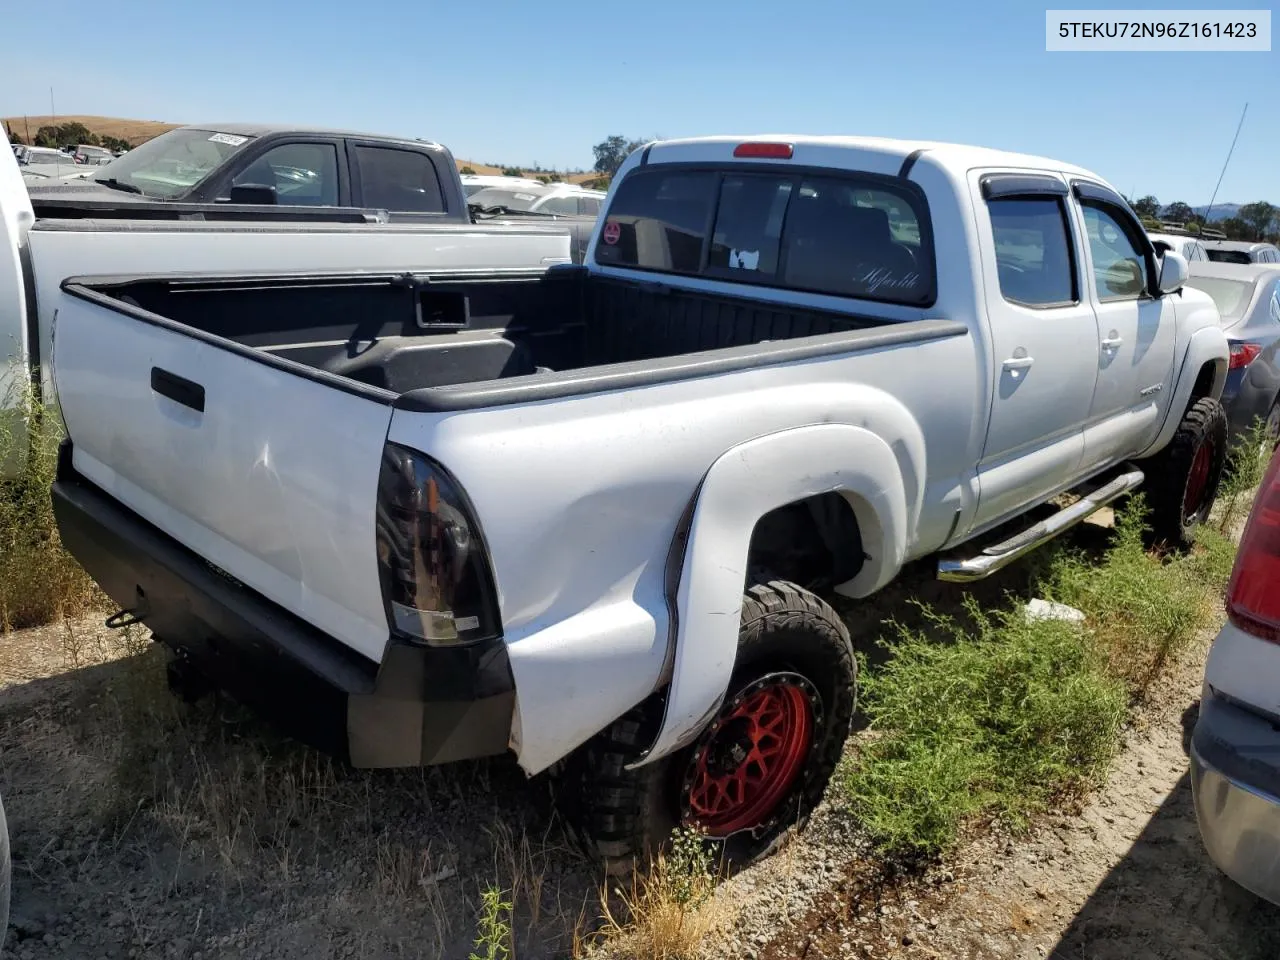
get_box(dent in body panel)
[51,293,394,662]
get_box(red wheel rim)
[1183,439,1215,521]
[681,675,816,837]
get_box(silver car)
[1184,262,1280,445]
[1203,239,1280,265]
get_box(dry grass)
[0,377,100,631]
[582,828,725,960]
[4,115,179,146]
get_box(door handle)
[1002,356,1035,371]
[151,367,206,412]
[1101,336,1124,350]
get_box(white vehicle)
[2,129,1230,871]
[1193,445,1280,903]
[460,173,545,197]
[467,181,606,217]
[1148,231,1209,262]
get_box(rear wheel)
[1142,397,1228,548]
[556,580,856,874]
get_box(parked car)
[2,130,1230,871]
[72,143,114,166]
[1184,262,1280,446]
[1204,239,1280,265]
[1192,443,1280,904]
[460,173,545,197]
[22,124,596,262]
[1148,231,1209,262]
[467,181,606,216]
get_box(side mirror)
[1157,249,1188,296]
[226,183,278,205]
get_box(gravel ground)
[5,510,1275,960]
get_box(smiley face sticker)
[602,220,621,245]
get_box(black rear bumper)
[51,442,514,768]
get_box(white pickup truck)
[2,131,1230,871]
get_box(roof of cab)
[178,123,442,149]
[640,134,1100,180]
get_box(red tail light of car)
[1226,448,1280,643]
[1229,342,1262,370]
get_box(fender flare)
[1138,323,1229,459]
[629,422,912,768]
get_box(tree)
[501,167,523,177]
[592,135,645,176]
[459,166,477,175]
[1238,202,1279,241]
[1163,201,1194,223]
[1131,195,1160,219]
[1219,217,1251,241]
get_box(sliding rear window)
[594,166,935,306]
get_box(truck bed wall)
[90,267,893,394]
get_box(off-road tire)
[555,579,856,875]
[1142,396,1228,549]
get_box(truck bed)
[66,266,948,410]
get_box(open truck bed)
[63,265,948,409]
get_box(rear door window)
[595,167,933,305]
[353,145,445,213]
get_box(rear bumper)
[51,441,514,768]
[1190,689,1280,905]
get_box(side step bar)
[937,469,1145,583]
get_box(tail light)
[375,443,500,647]
[1229,342,1262,370]
[1226,449,1280,643]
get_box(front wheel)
[1141,397,1228,548]
[555,580,856,874]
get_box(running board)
[937,469,1145,583]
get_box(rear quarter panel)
[388,329,983,774]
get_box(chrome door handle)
[1101,336,1124,350]
[1002,356,1035,370]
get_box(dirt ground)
[747,634,1280,960]
[3,517,1279,959]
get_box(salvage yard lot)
[3,458,1280,959]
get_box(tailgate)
[48,277,394,663]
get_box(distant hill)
[3,114,596,182]
[1192,203,1243,222]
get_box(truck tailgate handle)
[151,367,206,413]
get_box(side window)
[355,145,444,213]
[579,196,601,216]
[1080,203,1149,300]
[539,195,580,216]
[987,197,1076,307]
[233,142,339,206]
[594,170,716,273]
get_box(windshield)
[90,128,254,198]
[466,186,547,211]
[1185,277,1253,322]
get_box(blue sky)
[5,0,1277,204]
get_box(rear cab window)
[594,166,934,306]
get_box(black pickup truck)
[24,124,598,262]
